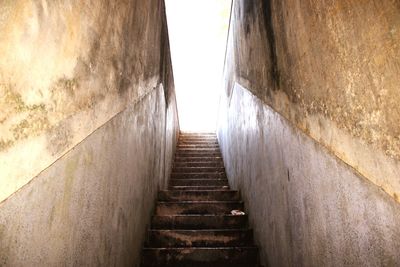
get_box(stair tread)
[172,172,225,174]
[153,214,246,217]
[143,246,258,250]
[173,167,225,170]
[169,186,230,190]
[149,229,250,231]
[141,133,259,266]
[170,179,228,182]
[151,215,248,229]
[157,200,242,203]
[159,190,238,193]
[169,186,230,188]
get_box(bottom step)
[141,247,259,267]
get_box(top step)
[180,132,216,136]
[180,134,217,139]
[179,138,218,142]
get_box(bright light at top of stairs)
[165,0,231,133]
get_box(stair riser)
[177,149,221,153]
[156,202,244,215]
[171,173,226,179]
[179,142,219,146]
[179,136,217,139]
[179,138,218,142]
[158,191,240,201]
[169,186,230,191]
[176,150,221,157]
[179,133,216,136]
[173,167,225,173]
[174,162,224,168]
[176,154,222,159]
[174,157,223,162]
[151,215,248,230]
[141,248,258,267]
[170,179,229,187]
[147,230,253,247]
[178,146,219,149]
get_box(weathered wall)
[219,84,400,266]
[0,0,179,266]
[0,0,178,202]
[218,0,400,266]
[223,0,400,201]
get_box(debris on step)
[231,210,246,216]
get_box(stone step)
[179,134,217,138]
[171,172,226,179]
[158,190,240,201]
[179,141,219,145]
[155,201,244,215]
[174,157,223,162]
[151,215,248,230]
[173,167,225,173]
[179,132,216,136]
[174,161,224,168]
[179,138,218,142]
[141,247,259,267]
[170,179,229,187]
[146,229,254,247]
[178,146,219,149]
[169,186,230,191]
[179,137,217,140]
[176,152,222,157]
[177,148,221,152]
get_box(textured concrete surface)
[218,83,400,266]
[0,0,174,202]
[0,86,178,266]
[0,0,179,266]
[223,0,400,202]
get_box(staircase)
[141,133,260,267]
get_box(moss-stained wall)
[0,0,174,202]
[0,0,180,265]
[225,0,400,202]
[0,86,179,266]
[219,1,400,265]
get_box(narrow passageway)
[0,0,400,266]
[141,132,261,267]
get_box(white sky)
[165,0,231,132]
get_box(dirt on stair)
[141,132,261,267]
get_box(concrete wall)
[0,0,179,266]
[218,0,400,266]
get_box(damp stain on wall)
[0,0,173,202]
[226,0,400,201]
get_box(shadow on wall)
[0,0,179,266]
[218,0,400,266]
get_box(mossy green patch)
[0,85,50,151]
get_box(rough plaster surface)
[0,0,172,202]
[0,0,180,265]
[224,0,400,202]
[218,83,400,266]
[0,87,179,266]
